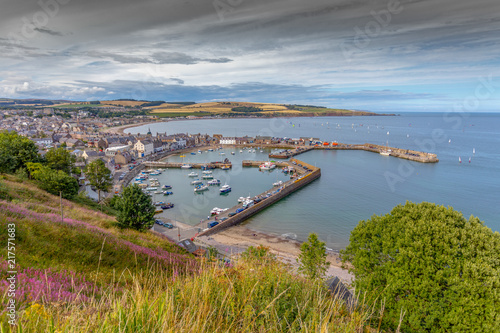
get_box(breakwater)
[196,159,321,237]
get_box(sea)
[127,112,500,250]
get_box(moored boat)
[220,184,231,193]
[194,184,209,192]
[188,171,198,177]
[208,179,221,186]
[259,161,276,170]
[191,179,203,185]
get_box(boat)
[194,184,209,192]
[154,201,165,206]
[473,148,475,155]
[231,152,235,155]
[198,150,202,153]
[240,150,243,153]
[154,191,163,194]
[149,178,158,181]
[208,179,221,185]
[202,170,212,174]
[145,187,157,191]
[208,148,214,151]
[220,152,225,155]
[202,174,214,179]
[380,151,391,156]
[150,171,161,176]
[155,209,163,214]
[163,191,173,196]
[469,157,471,163]
[181,164,192,169]
[219,184,231,193]
[188,171,198,177]
[259,161,276,170]
[191,179,203,185]
[273,180,283,187]
[459,156,462,163]
[242,199,254,209]
[191,152,196,155]
[161,203,174,209]
[238,196,250,203]
[161,185,172,190]
[220,165,230,170]
[210,207,228,215]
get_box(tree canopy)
[341,201,500,333]
[115,184,155,231]
[298,233,329,280]
[0,130,40,173]
[26,162,79,199]
[45,147,76,174]
[84,159,112,201]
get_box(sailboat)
[469,157,471,163]
[380,140,391,156]
[459,156,462,163]
[473,148,475,155]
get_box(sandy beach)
[102,120,164,135]
[197,225,354,284]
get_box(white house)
[105,145,131,157]
[220,137,236,145]
[134,139,154,157]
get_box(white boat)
[220,184,231,193]
[181,164,192,169]
[380,150,391,156]
[188,172,198,177]
[208,148,214,151]
[146,187,158,191]
[194,184,209,192]
[231,152,235,155]
[208,179,221,185]
[202,174,214,179]
[220,152,225,155]
[240,150,243,153]
[259,161,276,170]
[198,150,202,153]
[202,170,212,174]
[242,199,254,209]
[238,196,251,203]
[273,180,283,187]
[154,191,163,194]
[149,178,158,181]
[191,179,203,185]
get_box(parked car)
[219,217,228,222]
[208,221,219,228]
[236,208,244,213]
[155,219,163,225]
[163,222,173,229]
[228,212,236,217]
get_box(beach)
[197,225,354,284]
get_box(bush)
[341,201,500,332]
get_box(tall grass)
[2,258,376,332]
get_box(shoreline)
[196,225,354,284]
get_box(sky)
[1,0,500,112]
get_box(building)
[220,137,236,145]
[105,145,131,157]
[114,151,132,165]
[134,139,154,157]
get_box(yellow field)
[101,100,147,107]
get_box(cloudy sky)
[1,0,499,111]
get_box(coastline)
[102,120,165,135]
[197,225,354,284]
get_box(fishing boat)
[194,184,209,192]
[161,203,174,209]
[220,184,231,193]
[220,165,230,170]
[188,171,198,177]
[208,179,221,186]
[181,164,192,169]
[191,179,203,185]
[259,161,276,170]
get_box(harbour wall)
[196,162,321,237]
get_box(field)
[100,100,148,107]
[146,101,375,117]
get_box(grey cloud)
[86,51,232,65]
[34,27,63,37]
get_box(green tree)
[84,159,112,202]
[341,201,500,333]
[0,130,40,173]
[115,184,155,231]
[297,233,329,280]
[45,147,76,174]
[26,162,79,199]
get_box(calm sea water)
[129,113,500,250]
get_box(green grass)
[0,175,381,332]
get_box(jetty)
[268,143,439,163]
[143,160,232,169]
[196,158,320,237]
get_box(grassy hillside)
[0,175,377,332]
[145,101,381,118]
